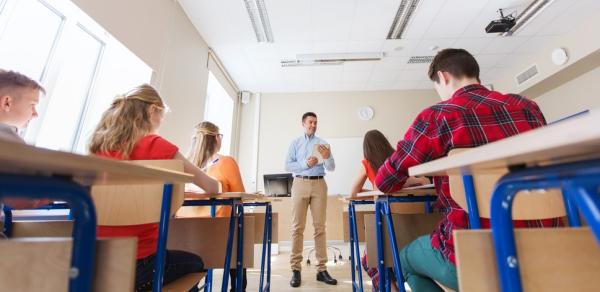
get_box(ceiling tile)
[266,0,313,42]
[474,54,506,68]
[312,41,348,54]
[512,36,558,54]
[311,0,356,41]
[373,56,409,72]
[479,36,530,54]
[342,70,372,83]
[343,60,376,72]
[536,0,600,36]
[382,39,420,57]
[397,69,428,82]
[412,38,456,56]
[345,40,384,52]
[350,0,399,41]
[452,38,494,54]
[369,70,399,83]
[425,0,490,38]
[402,0,446,39]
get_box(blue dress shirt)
[285,134,335,176]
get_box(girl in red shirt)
[89,84,219,292]
[349,129,429,292]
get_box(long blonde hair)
[89,84,166,158]
[188,121,220,169]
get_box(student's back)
[375,49,561,292]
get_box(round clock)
[358,106,374,121]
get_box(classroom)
[0,0,599,291]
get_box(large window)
[204,71,235,155]
[0,0,152,153]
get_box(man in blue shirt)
[285,112,337,287]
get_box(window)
[0,0,64,81]
[0,0,152,153]
[204,71,235,155]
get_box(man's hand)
[318,144,331,159]
[306,156,318,167]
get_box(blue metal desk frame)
[244,201,273,292]
[0,173,97,292]
[181,199,273,292]
[2,182,177,292]
[374,194,438,292]
[181,198,245,292]
[347,198,433,292]
[486,159,600,292]
[347,199,374,292]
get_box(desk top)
[184,192,267,201]
[0,139,193,185]
[343,187,437,201]
[409,111,600,176]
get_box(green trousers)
[399,235,459,292]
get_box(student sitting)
[375,49,562,292]
[0,69,50,212]
[349,129,429,291]
[180,121,247,292]
[88,84,219,292]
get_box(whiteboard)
[323,137,371,195]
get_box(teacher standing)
[285,112,337,288]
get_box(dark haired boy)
[375,49,561,291]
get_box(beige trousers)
[290,177,328,272]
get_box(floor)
[205,242,376,292]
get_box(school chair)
[0,220,137,291]
[449,165,600,291]
[91,159,206,292]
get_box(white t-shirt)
[0,123,24,143]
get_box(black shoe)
[316,270,337,285]
[290,270,301,288]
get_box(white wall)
[534,66,600,122]
[72,0,210,152]
[237,89,439,192]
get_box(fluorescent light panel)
[387,0,421,39]
[281,52,384,67]
[243,0,274,43]
[503,0,555,36]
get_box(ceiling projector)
[485,9,515,33]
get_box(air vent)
[516,64,538,85]
[407,56,434,64]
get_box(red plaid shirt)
[375,84,562,264]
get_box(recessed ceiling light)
[243,0,274,43]
[387,0,422,39]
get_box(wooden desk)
[0,139,192,292]
[409,111,600,177]
[181,192,273,292]
[345,188,437,292]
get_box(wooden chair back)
[454,228,600,291]
[91,160,185,226]
[447,149,566,220]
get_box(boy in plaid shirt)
[374,49,561,292]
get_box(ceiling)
[179,0,600,93]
